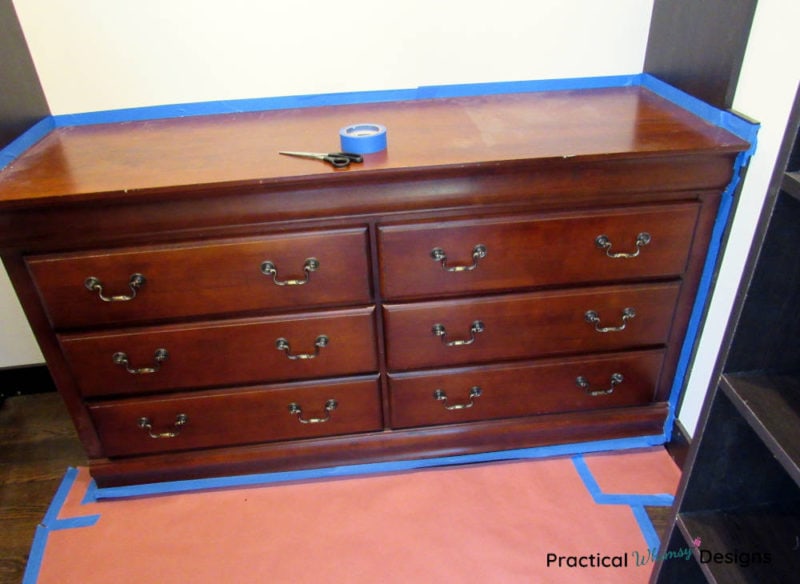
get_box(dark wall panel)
[0,0,50,150]
[644,0,758,109]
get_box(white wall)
[13,0,653,115]
[676,0,800,436]
[0,264,43,367]
[1,0,654,368]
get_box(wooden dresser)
[0,85,748,487]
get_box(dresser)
[0,85,749,487]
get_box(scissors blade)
[279,151,327,161]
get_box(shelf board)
[677,505,800,583]
[721,372,800,485]
[783,171,800,202]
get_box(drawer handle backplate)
[113,348,169,374]
[433,386,482,410]
[595,232,651,259]
[137,413,188,439]
[432,320,485,347]
[275,335,329,360]
[288,399,337,424]
[260,258,319,286]
[576,373,624,396]
[584,308,636,333]
[84,273,145,302]
[430,244,487,272]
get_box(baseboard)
[0,364,56,399]
[665,419,691,471]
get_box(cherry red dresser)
[0,85,749,486]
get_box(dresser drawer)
[89,376,383,457]
[27,228,371,329]
[389,350,664,428]
[383,282,680,370]
[59,307,377,397]
[378,203,698,300]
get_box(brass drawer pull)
[275,335,329,360]
[576,373,624,396]
[260,258,319,286]
[584,307,635,333]
[84,273,145,302]
[288,399,337,424]
[430,244,487,272]
[113,348,169,374]
[433,386,482,410]
[595,232,651,259]
[137,413,188,439]
[431,320,485,346]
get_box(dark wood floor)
[0,392,674,584]
[0,393,86,584]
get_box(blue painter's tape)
[2,74,650,172]
[339,123,387,154]
[40,467,101,529]
[51,87,422,128]
[41,467,80,526]
[631,504,662,552]
[81,479,98,506]
[26,445,671,582]
[633,74,761,439]
[414,74,641,100]
[662,140,759,439]
[0,116,55,172]
[50,75,645,129]
[571,454,673,552]
[23,467,102,584]
[22,525,49,584]
[640,74,757,142]
[572,455,674,507]
[90,434,664,500]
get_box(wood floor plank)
[0,393,85,584]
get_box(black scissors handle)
[279,151,364,168]
[323,152,363,168]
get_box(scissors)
[279,151,364,168]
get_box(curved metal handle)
[584,307,636,333]
[113,348,169,374]
[288,399,337,423]
[260,258,319,286]
[84,273,146,302]
[576,373,624,396]
[431,320,485,346]
[137,413,188,439]
[433,386,482,410]
[595,232,651,259]
[430,244,487,272]
[275,335,329,360]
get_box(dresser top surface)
[0,86,748,207]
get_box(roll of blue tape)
[339,123,387,154]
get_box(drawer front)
[89,376,383,457]
[378,203,699,300]
[389,350,665,428]
[27,228,371,329]
[383,282,680,371]
[59,307,377,397]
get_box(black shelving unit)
[651,85,800,583]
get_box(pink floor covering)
[26,446,680,583]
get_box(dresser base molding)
[87,403,668,488]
